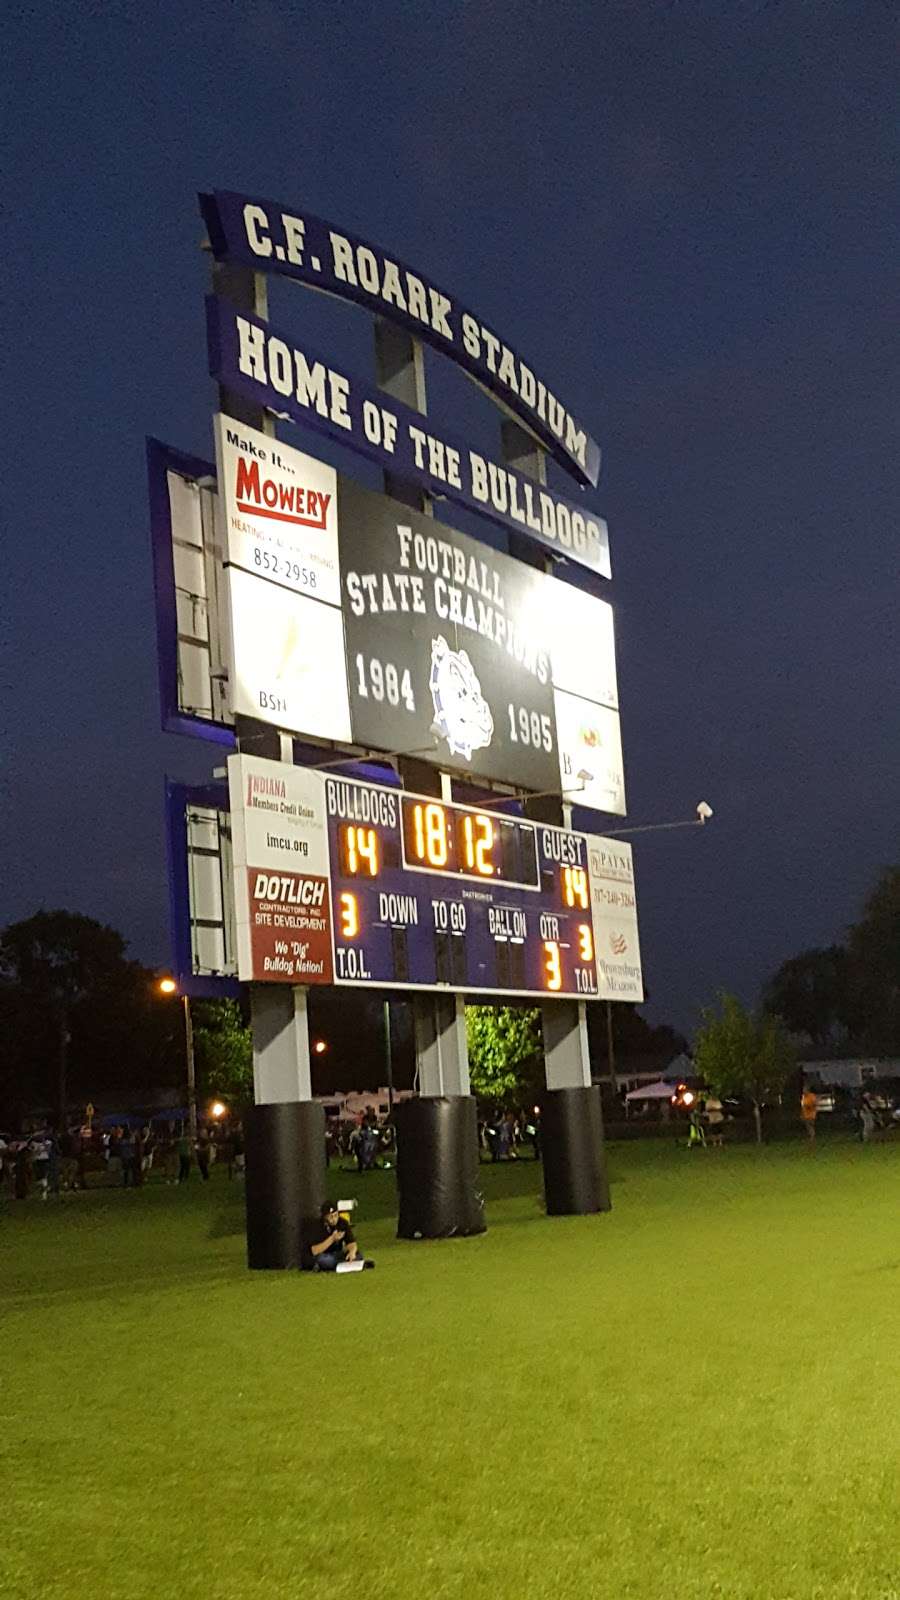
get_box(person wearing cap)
[306,1203,372,1271]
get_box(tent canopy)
[663,1052,694,1081]
[624,1080,677,1102]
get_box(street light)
[313,1039,327,1055]
[602,802,714,838]
[462,788,716,830]
[158,977,197,1141]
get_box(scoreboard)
[226,755,642,1002]
[326,777,598,998]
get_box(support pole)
[373,319,482,1238]
[210,255,325,1265]
[543,1000,591,1091]
[413,994,470,1097]
[539,1086,610,1215]
[250,986,313,1104]
[499,421,610,1216]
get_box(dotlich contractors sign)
[200,191,601,488]
[228,754,334,983]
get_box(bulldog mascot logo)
[428,636,494,761]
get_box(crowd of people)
[2,1111,400,1198]
[480,1110,541,1161]
[0,1121,246,1200]
[6,1089,892,1200]
[327,1106,541,1169]
[326,1113,393,1172]
[1,1103,546,1198]
[684,1086,900,1149]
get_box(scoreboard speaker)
[245,1101,326,1269]
[539,1085,611,1216]
[395,1096,486,1239]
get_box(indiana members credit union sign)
[228,755,334,982]
[201,191,601,488]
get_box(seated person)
[305,1202,372,1271]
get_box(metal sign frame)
[164,780,241,996]
[147,438,235,746]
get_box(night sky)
[5,1,897,1035]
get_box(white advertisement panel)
[587,838,644,1001]
[225,566,352,741]
[214,415,340,604]
[227,755,334,983]
[546,583,618,711]
[554,691,626,813]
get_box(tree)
[847,866,900,1054]
[0,911,141,1123]
[694,992,797,1143]
[192,999,253,1105]
[465,1005,542,1104]
[0,911,182,1126]
[586,998,687,1080]
[761,945,857,1049]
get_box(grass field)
[2,1138,899,1600]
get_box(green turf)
[2,1139,899,1600]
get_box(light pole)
[601,803,714,1088]
[159,979,198,1141]
[383,1000,394,1113]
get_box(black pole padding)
[539,1085,611,1216]
[394,1095,486,1239]
[245,1101,326,1269]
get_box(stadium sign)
[207,297,610,578]
[200,191,601,487]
